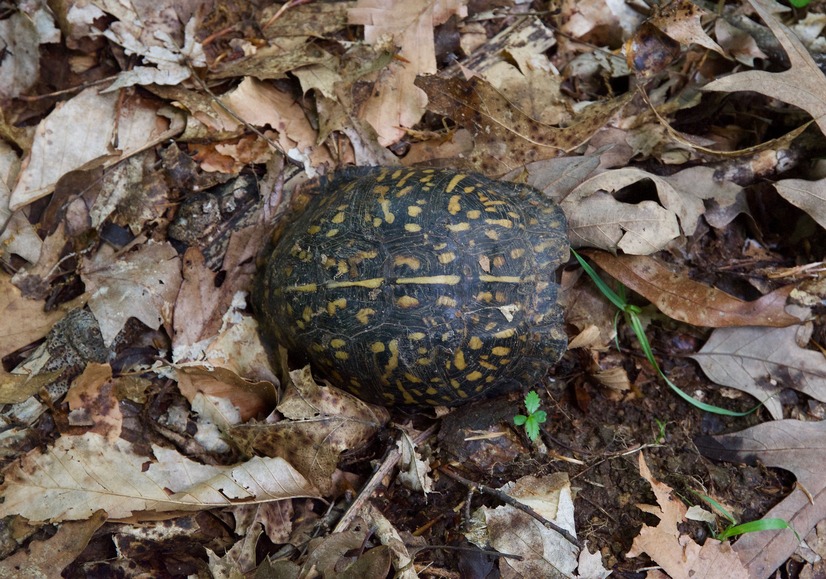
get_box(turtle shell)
[253,167,569,407]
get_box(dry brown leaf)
[582,251,800,328]
[0,510,107,578]
[704,0,826,136]
[627,453,749,579]
[0,432,318,522]
[229,366,389,494]
[697,419,826,578]
[65,363,122,442]
[416,74,631,175]
[691,325,826,420]
[81,240,182,346]
[176,366,277,423]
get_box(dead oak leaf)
[627,453,749,579]
[704,0,826,136]
[81,240,182,346]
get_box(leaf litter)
[0,0,825,576]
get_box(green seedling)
[696,492,799,542]
[653,418,668,444]
[572,249,755,416]
[514,390,547,441]
[789,0,812,7]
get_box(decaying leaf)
[582,250,800,328]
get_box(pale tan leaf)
[81,240,182,346]
[703,0,826,135]
[0,432,318,522]
[691,325,826,420]
[650,0,725,56]
[774,178,826,230]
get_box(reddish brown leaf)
[581,250,799,328]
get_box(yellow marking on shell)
[408,206,422,217]
[485,219,513,228]
[446,222,470,232]
[426,386,438,395]
[371,342,385,353]
[438,252,456,264]
[480,361,497,370]
[284,283,318,293]
[476,291,493,302]
[394,255,421,270]
[499,359,511,365]
[311,343,325,353]
[379,198,395,224]
[373,217,382,227]
[467,210,481,219]
[409,332,426,340]
[417,358,430,365]
[417,347,428,354]
[493,256,506,268]
[468,336,483,349]
[404,372,423,383]
[330,338,346,348]
[327,278,384,289]
[302,306,313,322]
[484,200,507,207]
[327,298,347,315]
[405,223,422,232]
[335,351,349,360]
[511,248,526,259]
[356,308,376,324]
[296,320,305,330]
[479,275,521,283]
[534,240,558,252]
[397,275,461,285]
[494,328,517,339]
[484,322,497,331]
[485,230,500,240]
[466,371,483,381]
[397,295,420,308]
[454,350,467,371]
[492,346,511,356]
[447,194,462,215]
[307,224,321,234]
[322,256,336,268]
[450,379,461,389]
[331,212,346,224]
[436,296,457,308]
[337,260,349,275]
[385,339,399,374]
[445,173,466,192]
[375,185,391,195]
[433,243,447,250]
[326,228,339,237]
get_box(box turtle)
[252,167,569,407]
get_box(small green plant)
[514,390,547,441]
[789,0,812,8]
[572,249,755,416]
[653,418,668,444]
[695,493,799,542]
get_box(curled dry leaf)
[582,250,800,328]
